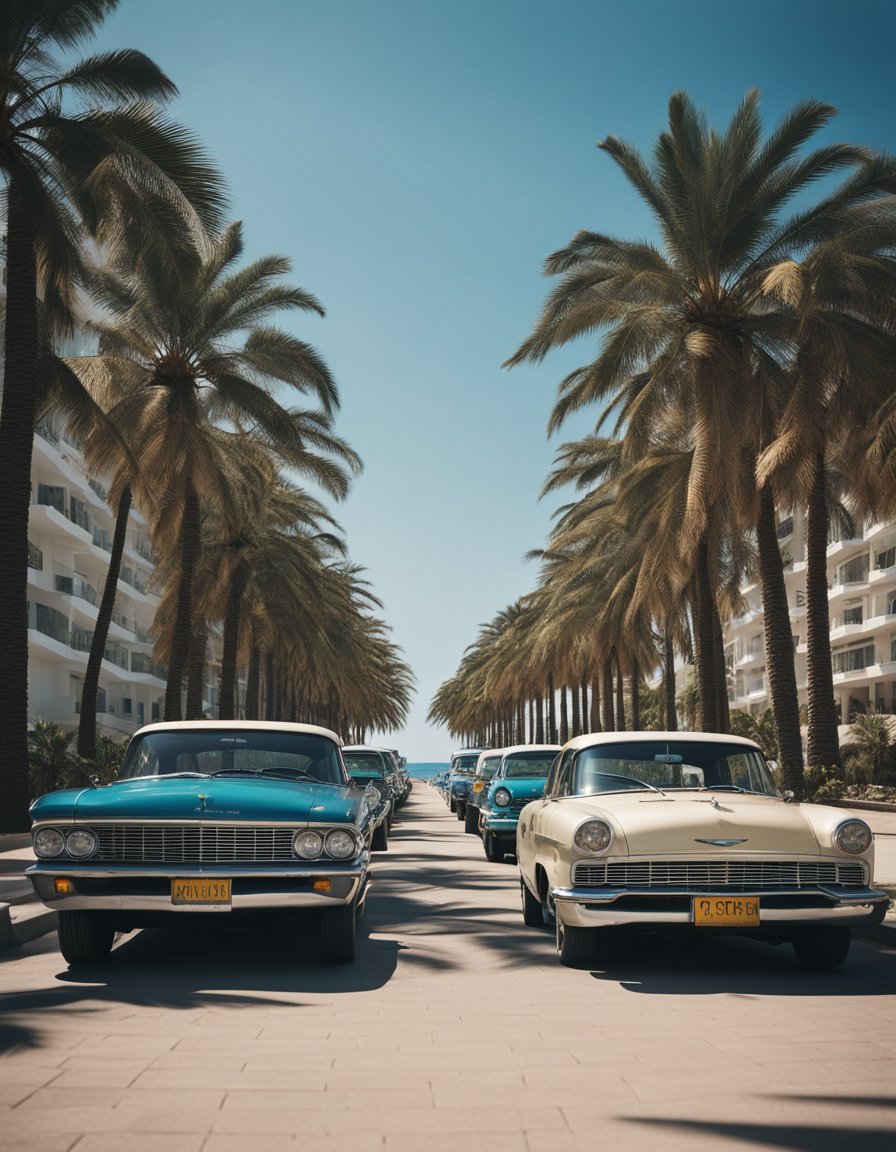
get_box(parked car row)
[440,731,891,973]
[27,721,412,969]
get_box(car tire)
[57,911,115,966]
[556,916,593,968]
[449,796,457,813]
[320,899,357,964]
[464,804,479,834]
[521,879,543,928]
[792,926,852,971]
[372,820,388,851]
[456,801,466,821]
[483,832,504,862]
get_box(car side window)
[549,750,574,797]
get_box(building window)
[838,556,870,585]
[831,644,875,674]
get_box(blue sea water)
[406,762,448,780]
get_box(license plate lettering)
[171,878,232,906]
[693,895,759,926]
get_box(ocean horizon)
[406,762,447,780]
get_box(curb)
[831,799,896,813]
[0,900,57,953]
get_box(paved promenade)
[1,785,896,1151]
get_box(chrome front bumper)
[481,813,519,833]
[550,885,892,929]
[27,862,367,912]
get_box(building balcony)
[826,538,868,560]
[29,503,93,546]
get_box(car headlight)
[325,829,357,859]
[34,828,65,858]
[294,830,324,859]
[574,819,614,854]
[493,787,512,808]
[65,829,97,859]
[834,819,872,855]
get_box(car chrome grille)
[572,860,867,891]
[92,824,298,863]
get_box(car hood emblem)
[695,838,748,846]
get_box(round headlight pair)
[293,829,358,860]
[834,819,872,855]
[33,827,97,859]
[574,819,613,854]
[493,787,512,809]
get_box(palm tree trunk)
[591,672,602,732]
[630,657,641,731]
[559,684,569,743]
[219,558,248,720]
[534,694,544,743]
[516,699,524,744]
[571,680,580,737]
[0,179,39,829]
[264,652,275,720]
[245,642,260,720]
[602,656,615,731]
[712,596,730,732]
[806,451,841,770]
[693,539,719,731]
[663,626,678,730]
[78,486,131,760]
[185,622,206,719]
[580,681,589,734]
[547,673,557,743]
[756,485,804,792]
[164,485,201,720]
[614,648,626,730]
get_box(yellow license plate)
[693,896,759,926]
[171,878,232,906]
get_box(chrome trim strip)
[33,880,363,913]
[31,818,359,829]
[27,863,366,879]
[555,902,889,928]
[551,884,890,907]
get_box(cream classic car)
[516,731,891,970]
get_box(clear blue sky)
[91,0,896,760]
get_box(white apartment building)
[727,509,896,724]
[28,410,167,736]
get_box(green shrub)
[803,764,845,802]
[27,718,76,799]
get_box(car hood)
[566,792,822,855]
[494,778,548,801]
[31,777,365,825]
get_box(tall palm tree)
[0,0,225,827]
[69,220,354,729]
[505,90,894,791]
[758,211,896,768]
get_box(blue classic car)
[27,721,379,967]
[480,744,560,862]
[446,749,485,820]
[464,749,505,835]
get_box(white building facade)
[727,510,896,724]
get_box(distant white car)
[517,731,891,970]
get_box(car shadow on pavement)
[586,933,896,994]
[0,917,403,1052]
[621,1098,896,1152]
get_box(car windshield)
[478,757,502,779]
[452,755,479,775]
[343,753,386,778]
[503,754,555,779]
[571,741,777,796]
[119,730,345,785]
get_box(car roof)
[501,744,561,757]
[562,730,764,753]
[133,720,343,744]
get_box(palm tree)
[0,0,225,828]
[758,210,896,770]
[68,220,355,731]
[505,90,894,792]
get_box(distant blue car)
[27,721,379,967]
[480,744,560,862]
[446,749,484,819]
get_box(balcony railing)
[27,541,43,570]
[776,517,794,540]
[71,626,94,653]
[54,572,98,606]
[103,642,130,670]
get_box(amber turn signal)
[54,878,73,894]
[313,879,331,893]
